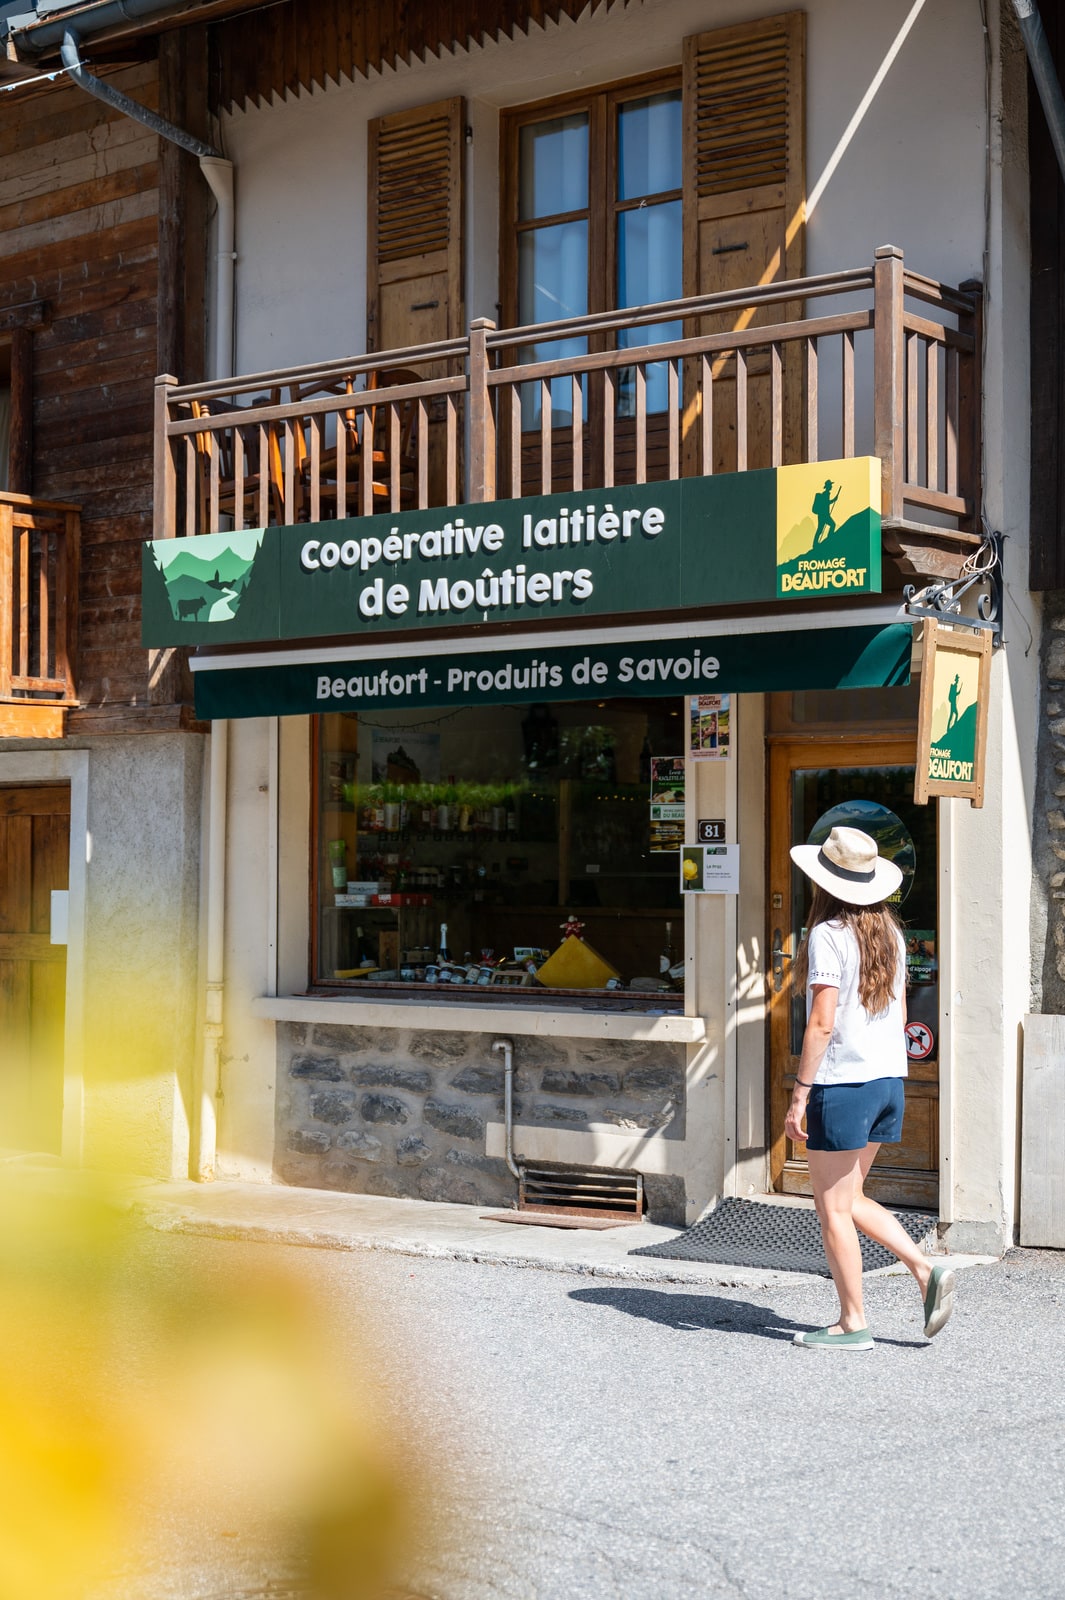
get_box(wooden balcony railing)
[154,245,982,574]
[0,492,80,714]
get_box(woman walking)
[785,826,955,1351]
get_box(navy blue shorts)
[805,1077,906,1152]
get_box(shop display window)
[312,698,686,1005]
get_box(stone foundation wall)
[1034,593,1065,1012]
[275,1022,687,1222]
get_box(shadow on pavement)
[569,1285,929,1348]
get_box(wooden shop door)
[767,741,940,1209]
[0,785,69,1153]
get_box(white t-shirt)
[805,920,908,1086]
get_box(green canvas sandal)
[923,1264,957,1338]
[792,1327,874,1351]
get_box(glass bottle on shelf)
[438,922,451,964]
[328,839,347,891]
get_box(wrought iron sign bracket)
[902,531,1004,646]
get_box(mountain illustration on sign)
[930,676,977,763]
[151,531,266,624]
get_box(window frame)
[500,66,684,342]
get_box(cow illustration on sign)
[812,479,842,544]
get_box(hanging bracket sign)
[914,619,992,808]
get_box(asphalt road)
[86,1233,1065,1600]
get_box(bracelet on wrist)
[794,1080,815,1090]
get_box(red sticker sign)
[905,1021,934,1060]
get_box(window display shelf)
[252,992,706,1042]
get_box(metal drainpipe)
[59,31,236,379]
[492,1038,523,1183]
[60,30,220,158]
[60,27,236,1178]
[1011,0,1065,187]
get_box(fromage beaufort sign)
[914,619,992,808]
[142,459,882,647]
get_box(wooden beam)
[9,326,33,495]
[0,703,66,740]
[0,301,46,333]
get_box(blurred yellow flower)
[0,1169,419,1600]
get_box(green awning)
[190,622,913,720]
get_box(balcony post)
[468,319,496,504]
[59,508,81,703]
[0,501,12,699]
[873,245,906,524]
[958,277,983,534]
[153,374,179,540]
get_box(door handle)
[771,928,792,993]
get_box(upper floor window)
[503,72,683,423]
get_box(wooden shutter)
[367,96,465,354]
[682,12,805,470]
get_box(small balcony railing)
[0,492,80,708]
[154,244,981,567]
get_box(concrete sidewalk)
[125,1175,997,1288]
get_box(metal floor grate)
[519,1162,644,1220]
[631,1196,937,1275]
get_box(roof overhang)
[2,0,269,62]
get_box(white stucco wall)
[222,0,989,374]
[0,734,204,1181]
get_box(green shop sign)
[191,623,912,721]
[142,458,882,648]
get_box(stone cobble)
[275,1023,687,1217]
[1036,600,1065,1008]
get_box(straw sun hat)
[790,826,903,907]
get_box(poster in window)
[906,931,937,985]
[649,755,685,803]
[688,694,731,761]
[649,756,685,852]
[370,730,441,785]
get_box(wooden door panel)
[767,741,940,1210]
[0,786,69,1154]
[0,815,32,933]
[31,813,68,932]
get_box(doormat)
[630,1197,938,1275]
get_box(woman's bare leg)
[851,1144,931,1293]
[807,1148,866,1333]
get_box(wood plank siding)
[0,60,177,716]
[213,0,613,112]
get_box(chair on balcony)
[289,367,423,518]
[190,396,288,532]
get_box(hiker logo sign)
[914,619,992,808]
[776,457,881,599]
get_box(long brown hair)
[792,884,903,1016]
